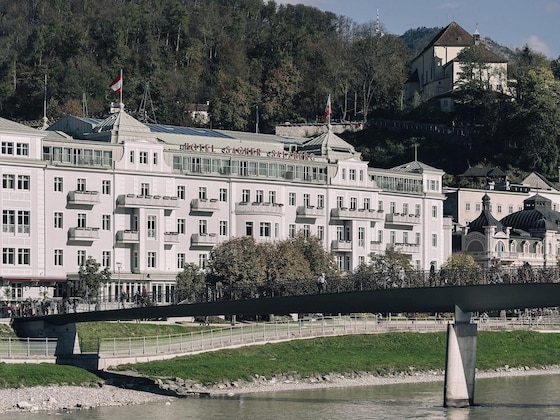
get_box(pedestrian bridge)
[11,282,560,408]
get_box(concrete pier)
[443,306,478,407]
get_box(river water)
[1,374,559,419]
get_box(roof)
[468,194,504,234]
[390,160,442,174]
[417,22,473,58]
[460,166,506,178]
[300,127,360,162]
[500,194,560,233]
[0,117,43,134]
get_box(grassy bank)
[116,331,560,384]
[0,363,102,388]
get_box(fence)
[97,315,560,358]
[0,337,57,358]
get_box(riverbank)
[2,365,560,413]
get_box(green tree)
[441,253,480,270]
[289,232,336,277]
[75,256,111,301]
[176,263,207,303]
[368,246,413,288]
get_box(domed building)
[463,194,560,267]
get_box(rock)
[16,401,33,410]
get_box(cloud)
[524,35,552,57]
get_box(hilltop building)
[405,21,509,111]
[0,109,451,303]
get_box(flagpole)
[119,68,123,108]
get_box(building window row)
[43,146,112,167]
[2,174,30,190]
[3,210,30,234]
[2,141,29,156]
[2,248,30,265]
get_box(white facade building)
[0,109,451,303]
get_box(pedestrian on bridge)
[317,273,326,293]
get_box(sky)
[276,0,560,58]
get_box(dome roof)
[468,194,504,233]
[500,194,560,233]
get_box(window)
[2,174,14,189]
[102,215,111,230]
[415,204,421,216]
[465,202,471,211]
[147,251,156,268]
[77,250,86,266]
[153,153,158,165]
[359,170,364,181]
[303,194,310,207]
[133,251,138,270]
[16,143,28,156]
[342,168,346,180]
[102,180,111,194]
[289,192,296,206]
[378,230,383,243]
[199,254,207,269]
[18,248,31,265]
[432,234,437,247]
[432,205,438,218]
[219,188,228,202]
[54,177,63,192]
[177,219,186,234]
[317,194,325,208]
[77,213,87,228]
[349,169,356,180]
[476,203,481,212]
[242,189,250,203]
[256,190,263,203]
[129,151,135,163]
[17,210,30,233]
[77,178,86,191]
[402,203,409,215]
[141,183,150,196]
[350,197,357,210]
[54,212,63,229]
[303,224,310,237]
[317,225,324,241]
[289,224,296,238]
[139,151,148,164]
[177,185,185,199]
[497,205,502,214]
[336,226,343,240]
[177,253,186,269]
[1,142,13,154]
[403,232,409,244]
[416,232,421,245]
[390,231,396,244]
[337,196,344,208]
[390,202,396,213]
[219,220,228,236]
[269,191,276,204]
[147,215,156,238]
[364,198,370,210]
[16,175,30,190]
[54,249,63,266]
[102,251,111,267]
[260,222,271,237]
[245,221,253,236]
[199,219,207,235]
[3,210,15,233]
[275,223,279,237]
[358,227,365,247]
[2,248,14,264]
[199,186,207,200]
[508,205,514,214]
[378,201,383,211]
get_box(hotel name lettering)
[180,143,315,161]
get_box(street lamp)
[116,262,122,308]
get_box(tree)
[289,232,336,277]
[75,256,111,301]
[176,263,207,303]
[368,246,413,288]
[441,253,479,270]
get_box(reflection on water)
[0,374,559,419]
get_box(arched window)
[495,241,505,252]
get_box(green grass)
[0,363,102,388]
[116,331,560,385]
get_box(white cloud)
[524,35,552,57]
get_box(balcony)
[296,206,325,218]
[116,230,140,243]
[331,240,353,251]
[164,232,180,243]
[191,198,220,212]
[235,202,284,215]
[385,213,421,225]
[67,190,100,205]
[68,227,99,241]
[116,194,180,208]
[191,233,218,247]
[330,208,385,221]
[392,243,420,254]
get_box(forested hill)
[0,0,413,132]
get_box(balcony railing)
[68,227,99,240]
[235,202,284,215]
[67,190,100,205]
[385,213,421,225]
[164,232,180,243]
[116,230,139,243]
[116,194,180,208]
[296,206,325,218]
[191,198,220,212]
[392,243,420,254]
[191,233,218,247]
[330,208,384,220]
[331,240,353,251]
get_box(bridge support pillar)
[12,320,81,356]
[443,306,477,408]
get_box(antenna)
[82,93,88,117]
[138,81,157,124]
[41,74,49,130]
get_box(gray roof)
[0,117,43,133]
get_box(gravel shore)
[3,365,560,412]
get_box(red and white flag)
[109,71,123,95]
[323,94,332,120]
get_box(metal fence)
[97,315,560,358]
[0,337,57,358]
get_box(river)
[1,373,559,419]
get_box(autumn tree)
[176,263,207,303]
